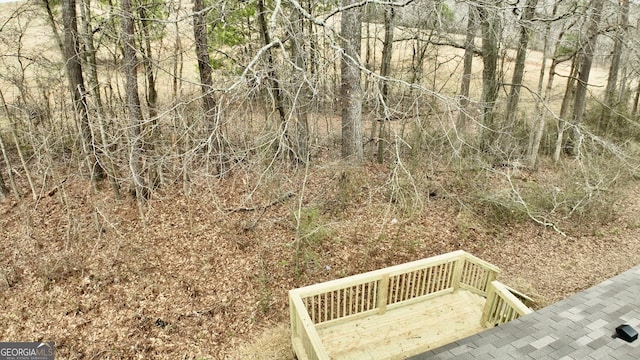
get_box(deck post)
[452,256,464,291]
[480,282,496,327]
[377,274,389,315]
[485,269,497,294]
[289,291,298,339]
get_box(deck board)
[316,290,486,360]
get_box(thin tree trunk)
[62,0,105,182]
[571,0,605,138]
[193,0,225,173]
[377,7,394,163]
[80,0,120,198]
[41,0,65,56]
[290,6,310,162]
[457,6,478,131]
[0,163,7,197]
[340,0,364,161]
[559,56,579,120]
[632,81,640,117]
[138,6,158,120]
[121,0,148,201]
[528,1,559,167]
[257,0,294,160]
[0,90,22,199]
[505,0,539,128]
[479,4,501,151]
[601,0,629,132]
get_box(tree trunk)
[79,0,102,109]
[601,0,629,131]
[0,165,7,198]
[121,0,148,201]
[555,56,579,162]
[479,4,501,151]
[138,6,158,120]
[257,0,294,160]
[377,7,394,163]
[457,6,478,131]
[528,1,563,167]
[571,0,605,139]
[80,0,121,198]
[193,0,225,172]
[340,0,364,161]
[41,0,65,56]
[289,6,310,162]
[62,0,105,182]
[559,56,578,120]
[632,81,640,117]
[505,0,539,128]
[379,7,394,102]
[0,90,22,199]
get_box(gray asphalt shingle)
[409,265,640,359]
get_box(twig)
[226,191,294,213]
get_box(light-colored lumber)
[316,290,486,360]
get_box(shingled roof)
[410,264,640,359]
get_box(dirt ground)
[1,163,639,359]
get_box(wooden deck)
[316,290,486,359]
[289,251,533,360]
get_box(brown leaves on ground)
[1,166,640,359]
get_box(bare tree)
[79,0,121,198]
[600,0,629,130]
[138,5,159,120]
[457,5,478,131]
[528,1,566,167]
[0,165,7,198]
[257,0,293,160]
[40,0,64,56]
[62,0,105,181]
[340,0,364,161]
[570,0,605,141]
[376,6,395,163]
[504,0,539,129]
[121,0,148,201]
[478,1,501,151]
[193,0,225,172]
[288,4,310,162]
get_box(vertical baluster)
[398,273,406,301]
[329,291,334,321]
[357,284,362,313]
[322,292,327,322]
[461,261,468,286]
[341,288,346,318]
[404,273,411,300]
[393,276,399,304]
[410,270,418,298]
[417,268,426,296]
[371,281,376,310]
[350,286,355,316]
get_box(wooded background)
[0,0,639,230]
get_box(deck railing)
[481,280,534,327]
[290,250,533,359]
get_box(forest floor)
[1,162,640,359]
